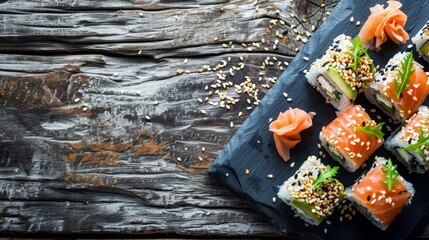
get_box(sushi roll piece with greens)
[385,105,429,173]
[277,156,344,226]
[364,51,429,122]
[320,105,384,172]
[306,34,376,111]
[346,157,414,230]
[412,21,429,63]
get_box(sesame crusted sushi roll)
[412,21,429,63]
[320,105,384,172]
[385,106,429,173]
[277,156,344,226]
[346,157,414,230]
[306,34,375,111]
[364,51,429,122]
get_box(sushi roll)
[320,105,384,172]
[346,157,414,230]
[385,105,429,173]
[365,51,429,122]
[306,34,375,111]
[277,156,344,226]
[412,21,429,63]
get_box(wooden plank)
[7,0,429,238]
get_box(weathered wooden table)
[1,0,428,238]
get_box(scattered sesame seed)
[350,16,354,22]
[205,211,212,216]
[112,72,119,77]
[226,173,229,177]
[230,121,234,128]
[290,162,295,168]
[303,56,309,61]
[267,174,274,179]
[245,169,250,175]
[272,197,277,203]
[145,116,151,120]
[74,98,80,103]
[138,50,143,55]
[408,44,413,49]
[82,106,88,112]
[177,157,182,162]
[138,12,144,17]
[356,21,361,26]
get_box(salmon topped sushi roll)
[346,157,414,230]
[386,106,429,173]
[306,35,376,111]
[277,156,344,226]
[320,105,384,172]
[365,51,429,122]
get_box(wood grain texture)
[4,0,427,238]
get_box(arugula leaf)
[312,165,339,190]
[381,158,399,192]
[346,36,370,72]
[402,128,429,156]
[355,122,385,139]
[394,52,415,98]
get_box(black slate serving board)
[208,0,429,239]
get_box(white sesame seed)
[272,197,276,203]
[267,174,273,179]
[408,44,413,49]
[112,72,119,77]
[201,110,207,114]
[356,21,361,26]
[303,56,309,61]
[145,116,151,120]
[226,173,229,177]
[290,162,295,168]
[177,157,182,162]
[349,16,354,22]
[74,98,80,103]
[230,121,234,128]
[283,92,288,98]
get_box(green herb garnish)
[402,128,429,156]
[312,165,339,190]
[381,158,399,191]
[355,122,385,139]
[346,36,370,72]
[394,52,415,98]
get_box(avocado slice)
[419,41,429,55]
[375,93,395,114]
[396,148,414,163]
[291,198,324,223]
[328,144,346,163]
[324,67,357,99]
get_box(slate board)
[208,0,429,239]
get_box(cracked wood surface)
[1,0,428,238]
